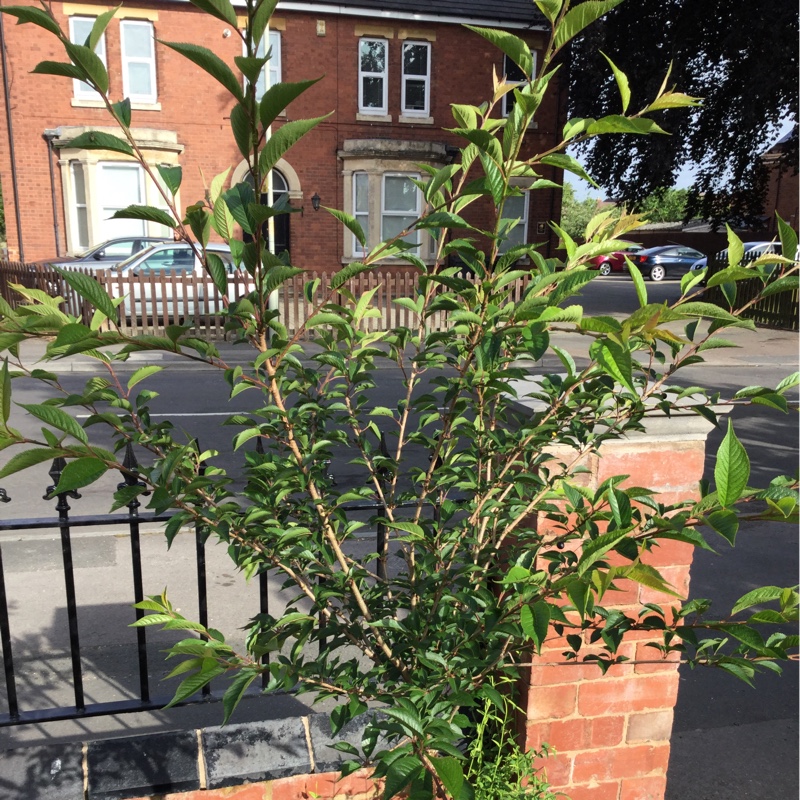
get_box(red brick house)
[0,0,565,269]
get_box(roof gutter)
[240,0,547,30]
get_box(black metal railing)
[0,439,447,728]
[0,443,274,727]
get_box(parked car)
[107,242,250,321]
[36,236,171,271]
[589,242,644,276]
[629,245,706,281]
[689,241,780,272]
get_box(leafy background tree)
[567,0,798,226]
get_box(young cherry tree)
[0,1,797,797]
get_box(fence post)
[45,457,86,713]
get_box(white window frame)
[98,162,147,239]
[498,191,530,254]
[244,29,282,97]
[401,41,430,117]
[120,19,157,104]
[381,172,421,248]
[352,172,370,256]
[69,161,90,250]
[69,16,106,100]
[502,53,533,118]
[358,37,388,115]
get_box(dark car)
[589,242,644,276]
[629,245,706,282]
[37,236,171,271]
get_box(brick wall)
[0,2,564,265]
[517,412,716,800]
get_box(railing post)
[0,543,19,721]
[45,457,85,713]
[193,439,211,697]
[119,442,151,703]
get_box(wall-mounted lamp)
[311,192,321,211]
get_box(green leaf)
[521,600,551,654]
[600,52,630,113]
[383,756,423,800]
[706,508,739,545]
[161,41,244,102]
[111,98,132,128]
[465,26,533,78]
[577,528,631,576]
[206,252,228,295]
[554,0,626,50]
[56,267,120,320]
[20,403,88,443]
[230,102,254,160]
[325,208,366,248]
[52,457,108,495]
[776,213,798,265]
[64,130,133,156]
[128,365,164,390]
[112,205,176,228]
[259,115,332,175]
[0,5,62,36]
[157,165,182,196]
[222,669,259,724]
[164,665,228,708]
[31,61,85,82]
[725,225,744,268]
[88,7,118,51]
[714,419,750,506]
[0,448,63,479]
[590,339,634,391]
[623,564,682,597]
[0,359,10,426]
[628,260,647,308]
[541,153,597,187]
[187,0,238,27]
[259,77,322,130]
[587,116,667,136]
[64,41,109,93]
[732,586,785,616]
[759,275,799,299]
[430,757,465,800]
[535,0,564,24]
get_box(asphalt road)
[0,276,796,798]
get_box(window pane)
[99,164,145,238]
[382,215,418,245]
[128,63,153,96]
[362,77,384,108]
[72,163,86,203]
[500,194,527,251]
[360,40,385,73]
[403,44,427,76]
[404,81,426,111]
[71,17,93,44]
[384,176,417,212]
[123,24,152,57]
[354,173,369,213]
[504,55,526,83]
[75,208,89,249]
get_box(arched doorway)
[243,168,290,256]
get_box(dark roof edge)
[273,1,548,29]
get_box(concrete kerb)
[12,323,800,375]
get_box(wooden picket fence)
[0,261,525,340]
[703,252,799,331]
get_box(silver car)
[106,242,251,321]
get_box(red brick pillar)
[521,409,719,800]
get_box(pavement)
[9,318,799,373]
